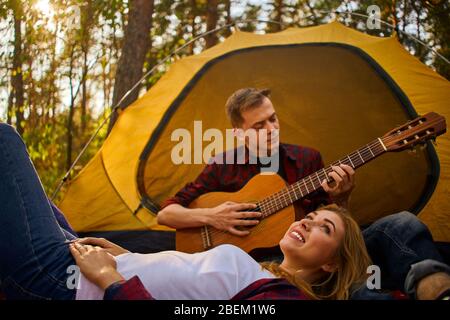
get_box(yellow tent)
[59,21,450,247]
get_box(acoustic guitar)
[176,112,446,254]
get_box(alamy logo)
[367,5,381,30]
[366,265,381,290]
[171,121,280,174]
[66,265,81,290]
[66,5,81,30]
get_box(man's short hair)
[225,88,271,127]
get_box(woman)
[0,122,371,300]
[69,204,371,300]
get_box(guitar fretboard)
[257,138,387,217]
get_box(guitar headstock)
[382,112,446,152]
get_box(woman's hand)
[75,237,130,256]
[69,242,125,290]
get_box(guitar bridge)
[201,225,213,250]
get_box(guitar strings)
[205,139,386,239]
[258,129,429,217]
[203,130,431,239]
[260,130,416,214]
[258,139,385,215]
[204,142,381,239]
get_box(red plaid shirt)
[103,276,406,300]
[162,143,331,218]
[104,276,308,300]
[231,278,309,300]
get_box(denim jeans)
[0,123,76,300]
[352,211,448,299]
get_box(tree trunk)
[305,0,318,26]
[80,0,93,134]
[410,0,424,58]
[66,46,76,172]
[272,0,283,32]
[10,0,25,135]
[189,0,197,55]
[108,0,154,133]
[7,88,13,125]
[81,48,89,133]
[424,0,450,80]
[401,0,407,35]
[223,0,232,37]
[205,0,219,49]
[45,20,59,124]
[144,40,154,90]
[391,0,399,33]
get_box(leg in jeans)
[361,211,448,298]
[50,201,77,238]
[0,124,77,299]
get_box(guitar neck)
[258,138,387,217]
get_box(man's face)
[238,97,280,155]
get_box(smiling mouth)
[290,230,305,243]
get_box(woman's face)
[279,210,345,271]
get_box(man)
[158,88,355,235]
[157,88,450,300]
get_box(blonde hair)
[225,88,271,127]
[261,204,371,300]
